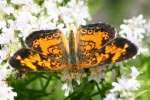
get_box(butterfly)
[9,23,137,72]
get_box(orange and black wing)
[25,29,68,57]
[77,23,115,68]
[95,38,137,66]
[77,23,137,69]
[9,30,69,72]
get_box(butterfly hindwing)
[9,48,68,72]
[97,38,137,66]
[77,23,137,69]
[77,23,116,68]
[78,37,137,69]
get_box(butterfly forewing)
[9,30,69,72]
[77,23,116,68]
[25,29,68,57]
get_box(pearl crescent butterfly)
[9,23,137,72]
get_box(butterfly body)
[9,23,137,72]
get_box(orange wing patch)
[77,23,115,68]
[25,29,67,56]
[79,30,110,49]
[104,43,128,63]
[96,38,137,66]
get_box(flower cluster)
[104,66,140,100]
[0,64,17,100]
[0,0,90,40]
[119,15,149,54]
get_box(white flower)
[0,63,14,81]
[119,15,146,54]
[104,66,140,100]
[0,81,17,100]
[0,64,17,99]
[0,27,14,44]
[11,0,33,5]
[0,1,14,15]
[0,20,6,29]
[37,16,57,30]
[60,7,74,24]
[43,0,60,22]
[104,93,119,100]
[0,47,9,63]
[119,15,146,36]
[130,66,139,79]
[69,0,90,25]
[111,77,140,92]
[62,82,73,96]
[111,67,140,92]
[0,64,17,100]
[1,6,14,15]
[59,0,90,27]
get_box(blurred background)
[88,0,150,26]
